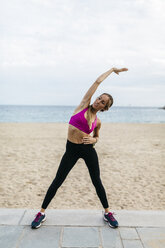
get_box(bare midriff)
[67,124,90,144]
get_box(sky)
[0,0,165,107]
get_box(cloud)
[0,0,165,106]
[1,0,164,67]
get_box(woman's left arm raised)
[76,67,128,110]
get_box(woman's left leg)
[83,146,119,228]
[83,147,109,209]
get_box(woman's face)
[92,94,109,111]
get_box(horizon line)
[0,104,164,108]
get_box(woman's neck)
[89,105,98,115]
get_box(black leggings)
[41,140,109,209]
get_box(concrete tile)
[137,227,165,248]
[18,226,61,248]
[120,227,139,239]
[21,209,105,226]
[115,210,165,227]
[101,227,123,248]
[0,208,26,225]
[0,226,24,248]
[62,227,100,247]
[123,240,143,248]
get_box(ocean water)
[0,105,164,123]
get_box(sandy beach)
[0,123,164,210]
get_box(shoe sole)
[103,216,118,228]
[32,216,46,229]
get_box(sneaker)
[31,212,46,229]
[104,212,118,228]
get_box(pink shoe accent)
[107,212,116,221]
[34,212,42,222]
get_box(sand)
[0,123,164,210]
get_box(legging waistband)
[67,139,93,147]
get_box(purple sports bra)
[69,107,97,134]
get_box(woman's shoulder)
[96,117,101,127]
[72,104,89,116]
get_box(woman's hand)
[82,136,96,144]
[113,68,128,75]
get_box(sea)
[0,105,164,123]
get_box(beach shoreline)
[0,123,164,210]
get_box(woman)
[31,67,128,229]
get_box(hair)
[86,93,114,128]
[99,93,113,112]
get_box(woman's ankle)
[40,208,45,213]
[104,208,110,214]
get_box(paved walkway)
[0,209,165,248]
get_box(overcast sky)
[0,0,165,106]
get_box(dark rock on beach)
[159,106,165,110]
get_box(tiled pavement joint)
[118,228,124,248]
[59,227,64,248]
[135,227,145,248]
[15,227,26,248]
[18,210,27,225]
[98,226,103,248]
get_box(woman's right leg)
[41,147,79,210]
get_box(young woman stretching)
[31,67,128,229]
